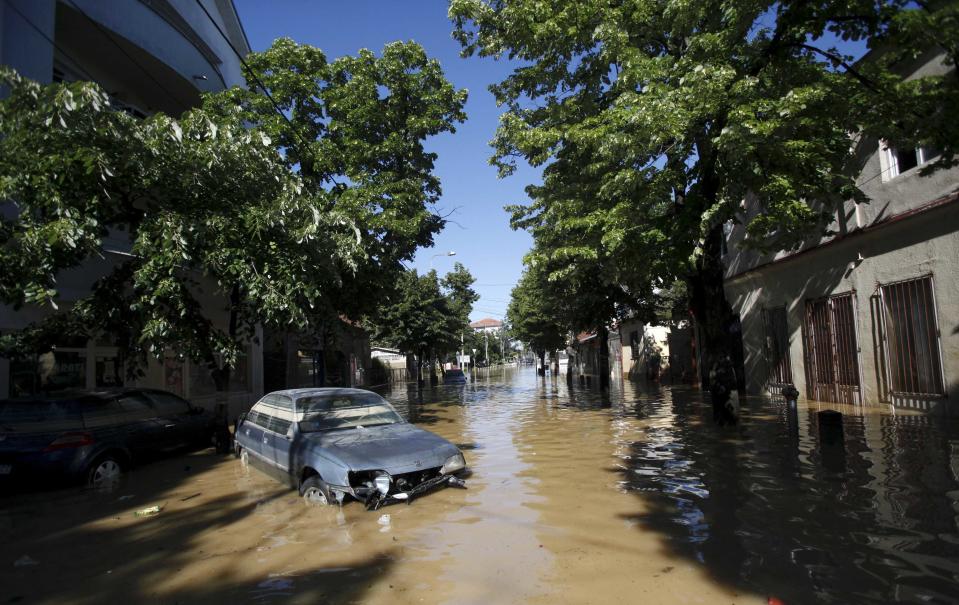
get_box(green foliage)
[205,38,468,317]
[371,264,478,360]
[452,0,959,366]
[1,37,466,379]
[506,266,567,355]
[0,68,358,372]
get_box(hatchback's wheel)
[87,455,123,490]
[300,476,333,506]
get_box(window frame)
[877,274,946,398]
[881,142,941,181]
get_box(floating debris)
[134,505,164,517]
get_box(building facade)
[0,0,260,413]
[469,317,503,333]
[723,49,958,413]
[618,319,696,385]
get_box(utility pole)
[484,330,488,366]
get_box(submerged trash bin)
[817,410,846,472]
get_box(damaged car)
[234,388,467,509]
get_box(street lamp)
[429,250,456,269]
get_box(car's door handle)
[262,437,269,444]
[244,429,250,435]
[164,424,176,428]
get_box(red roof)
[470,318,503,329]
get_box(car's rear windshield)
[296,393,404,432]
[0,399,86,432]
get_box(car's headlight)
[440,453,466,475]
[374,472,391,494]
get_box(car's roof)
[0,387,180,404]
[267,387,381,400]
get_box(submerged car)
[234,388,467,509]
[0,389,220,490]
[444,369,467,384]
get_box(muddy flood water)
[3,368,959,604]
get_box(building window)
[629,331,640,360]
[880,276,944,396]
[189,348,250,396]
[95,354,123,388]
[882,144,940,180]
[295,349,324,387]
[762,306,792,387]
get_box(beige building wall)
[722,47,958,414]
[725,191,959,413]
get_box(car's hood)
[305,423,458,474]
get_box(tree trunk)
[429,349,438,385]
[688,222,739,424]
[537,350,546,376]
[598,324,610,391]
[417,349,425,388]
[406,353,416,381]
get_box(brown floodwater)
[2,368,959,604]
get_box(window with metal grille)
[880,276,944,396]
[762,307,792,386]
[803,293,861,404]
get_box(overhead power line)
[192,0,342,187]
[192,1,293,132]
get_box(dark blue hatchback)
[0,389,218,490]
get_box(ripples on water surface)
[389,370,959,604]
[2,368,958,604]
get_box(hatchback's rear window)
[296,393,403,432]
[0,399,86,432]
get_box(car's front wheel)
[300,475,333,506]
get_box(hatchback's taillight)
[44,432,95,452]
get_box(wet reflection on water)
[609,386,959,604]
[2,368,957,604]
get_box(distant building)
[618,319,695,385]
[723,48,958,413]
[371,347,406,370]
[470,317,503,333]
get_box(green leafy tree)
[451,0,959,403]
[507,266,567,375]
[0,68,359,388]
[371,264,478,383]
[206,38,469,319]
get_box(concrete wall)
[725,201,959,413]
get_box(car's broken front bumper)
[354,471,468,511]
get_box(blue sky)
[234,0,535,322]
[232,2,870,323]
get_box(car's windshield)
[296,393,404,432]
